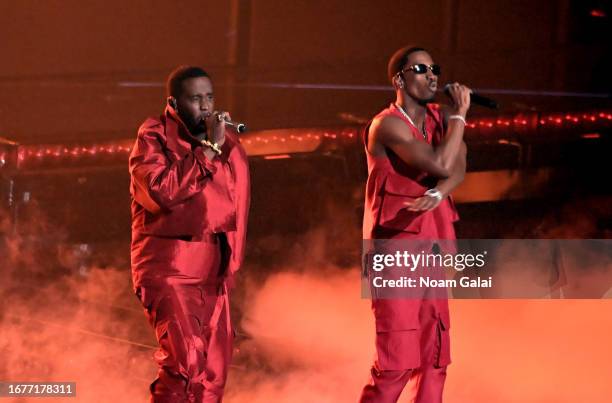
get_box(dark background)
[1,0,610,144]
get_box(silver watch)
[425,188,443,201]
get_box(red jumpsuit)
[360,104,458,403]
[129,107,250,403]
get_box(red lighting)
[263,154,292,160]
[590,9,606,18]
[581,133,601,139]
[8,109,611,167]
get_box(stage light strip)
[9,110,612,165]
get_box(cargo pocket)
[374,299,422,371]
[376,329,421,370]
[435,311,451,368]
[378,176,427,233]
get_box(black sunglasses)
[402,64,441,76]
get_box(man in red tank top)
[360,47,471,402]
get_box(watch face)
[425,189,442,200]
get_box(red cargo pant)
[138,281,232,403]
[135,235,233,403]
[360,297,451,403]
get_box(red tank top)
[362,103,459,240]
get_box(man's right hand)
[205,111,229,146]
[446,82,471,117]
[202,147,217,161]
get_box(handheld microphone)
[443,84,499,109]
[216,113,247,133]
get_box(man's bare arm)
[436,140,467,198]
[370,83,470,179]
[371,114,467,179]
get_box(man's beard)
[182,115,207,135]
[192,118,207,134]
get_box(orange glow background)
[2,261,610,402]
[1,1,611,402]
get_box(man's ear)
[167,96,177,110]
[393,73,404,89]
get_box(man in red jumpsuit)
[129,66,250,402]
[360,47,471,402]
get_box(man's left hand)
[404,195,442,211]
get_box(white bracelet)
[425,188,443,201]
[448,114,466,125]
